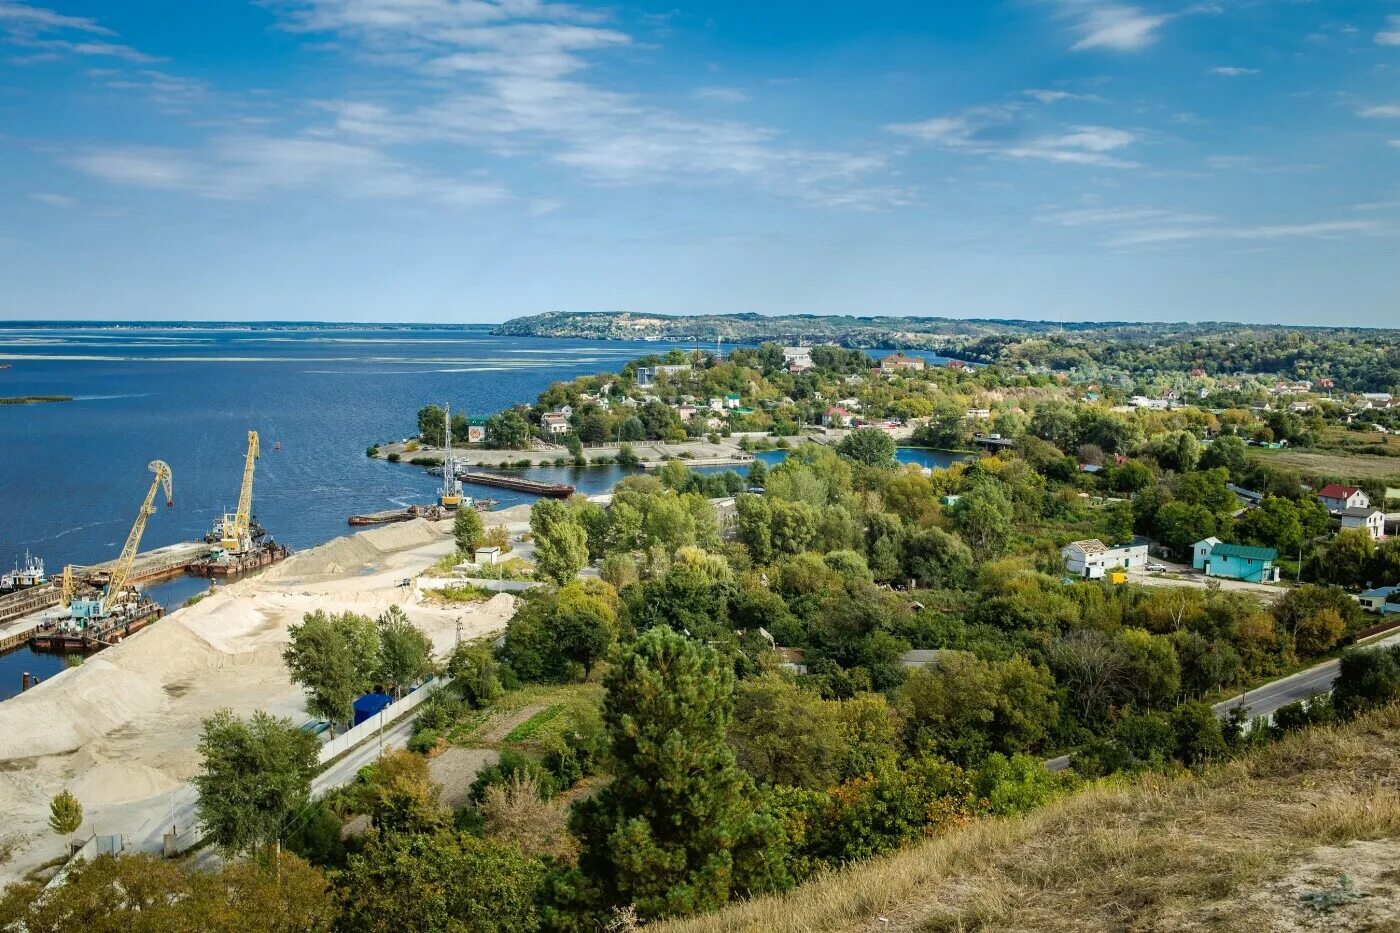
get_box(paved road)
[1046,627,1400,772]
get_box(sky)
[1,0,1398,326]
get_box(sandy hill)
[660,707,1400,933]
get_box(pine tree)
[49,790,83,837]
[571,626,788,919]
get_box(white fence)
[318,677,449,764]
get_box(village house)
[540,412,571,435]
[1318,484,1369,513]
[823,405,854,428]
[1339,506,1387,541]
[880,353,925,373]
[965,408,992,421]
[635,364,692,388]
[1061,538,1150,579]
[1358,586,1400,614]
[676,405,697,422]
[725,393,741,409]
[708,397,724,412]
[1192,539,1281,583]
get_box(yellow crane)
[59,563,74,608]
[100,460,173,615]
[219,431,259,554]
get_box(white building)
[1318,484,1370,513]
[635,364,692,388]
[540,412,571,435]
[1061,538,1149,579]
[1339,507,1387,541]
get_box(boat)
[190,541,290,577]
[348,504,453,526]
[1,552,47,594]
[29,596,163,654]
[457,471,575,498]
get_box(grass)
[425,583,494,604]
[656,704,1400,933]
[1248,446,1400,483]
[503,705,564,743]
[448,682,603,748]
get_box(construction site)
[0,430,287,662]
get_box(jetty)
[458,472,575,498]
[73,540,213,587]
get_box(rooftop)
[1211,542,1279,562]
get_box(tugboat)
[1,552,47,594]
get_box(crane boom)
[104,460,173,614]
[221,431,259,552]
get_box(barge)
[349,504,449,526]
[458,472,575,499]
[190,541,290,577]
[29,599,163,654]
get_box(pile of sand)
[271,519,444,579]
[0,657,168,760]
[65,750,181,807]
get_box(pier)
[73,541,214,587]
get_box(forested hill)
[495,312,1400,391]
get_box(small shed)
[474,545,503,566]
[352,692,393,727]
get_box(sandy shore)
[0,511,530,888]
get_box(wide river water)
[0,322,963,695]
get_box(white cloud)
[1358,104,1400,118]
[1038,206,1215,226]
[888,105,1140,168]
[29,191,76,207]
[1378,14,1400,46]
[693,86,751,104]
[266,0,901,207]
[1022,88,1101,103]
[1063,3,1170,52]
[68,137,508,206]
[1111,219,1384,246]
[1390,140,1400,150]
[0,1,111,35]
[1210,66,1259,76]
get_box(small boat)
[1,552,47,594]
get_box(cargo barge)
[349,504,449,526]
[190,541,290,577]
[458,472,575,498]
[28,599,163,654]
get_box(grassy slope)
[658,706,1400,933]
[1248,447,1400,483]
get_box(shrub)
[469,750,558,803]
[386,452,401,463]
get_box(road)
[1045,626,1400,772]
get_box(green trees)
[485,408,532,450]
[1316,528,1376,589]
[836,427,896,466]
[193,709,320,858]
[729,674,845,790]
[572,626,787,919]
[283,610,381,727]
[416,404,446,447]
[501,581,619,683]
[555,580,621,680]
[951,480,1013,559]
[1147,430,1201,473]
[902,526,973,589]
[336,830,543,933]
[452,506,484,553]
[531,499,590,584]
[48,790,83,837]
[1200,434,1248,478]
[376,605,434,699]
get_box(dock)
[0,584,60,631]
[72,541,213,587]
[458,472,575,498]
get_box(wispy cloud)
[693,86,751,104]
[1358,104,1400,119]
[1210,66,1258,76]
[263,0,901,208]
[888,103,1140,168]
[1110,219,1384,246]
[28,191,76,207]
[1052,1,1217,53]
[0,0,110,35]
[68,137,509,206]
[0,1,155,61]
[1022,88,1101,103]
[1038,206,1214,227]
[1378,14,1400,46]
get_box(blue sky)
[1,0,1398,325]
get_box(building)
[1358,586,1400,614]
[1192,539,1281,583]
[725,393,741,409]
[782,347,813,367]
[1061,538,1149,579]
[473,545,502,566]
[635,364,692,388]
[540,412,571,435]
[823,405,853,428]
[880,353,925,373]
[464,417,489,443]
[1319,484,1369,512]
[1339,506,1387,541]
[676,405,697,422]
[965,408,992,421]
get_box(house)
[540,412,571,435]
[823,406,853,428]
[635,364,691,388]
[965,408,992,421]
[880,353,925,373]
[1226,483,1264,509]
[473,545,502,566]
[773,647,808,675]
[782,346,813,367]
[558,404,574,417]
[899,649,943,669]
[464,417,489,443]
[676,405,697,422]
[725,393,741,410]
[1338,506,1387,541]
[1358,586,1400,614]
[708,397,724,412]
[787,358,814,374]
[1061,538,1150,579]
[945,360,968,370]
[704,416,723,430]
[1130,396,1171,411]
[1318,484,1370,513]
[1192,539,1281,583]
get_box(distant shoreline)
[0,395,72,405]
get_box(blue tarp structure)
[352,692,393,727]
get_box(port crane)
[439,404,463,510]
[218,430,260,555]
[64,460,173,619]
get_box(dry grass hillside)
[659,707,1400,933]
